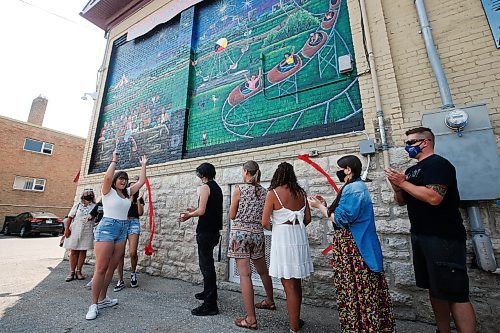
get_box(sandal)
[76,270,86,280]
[255,299,276,310]
[235,317,257,330]
[65,271,75,282]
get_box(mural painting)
[89,18,187,174]
[186,0,363,156]
[88,0,363,172]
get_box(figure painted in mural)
[262,162,312,333]
[308,32,322,46]
[308,155,395,332]
[114,180,145,292]
[178,163,223,316]
[244,67,262,91]
[85,149,147,320]
[228,161,275,330]
[385,127,476,333]
[63,189,97,282]
[278,46,297,72]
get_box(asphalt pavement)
[0,235,438,332]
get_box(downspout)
[359,0,390,168]
[415,0,499,273]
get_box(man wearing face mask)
[384,127,476,333]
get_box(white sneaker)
[85,304,98,320]
[97,296,118,309]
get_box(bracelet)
[111,160,117,163]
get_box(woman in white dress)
[262,162,312,333]
[63,189,96,281]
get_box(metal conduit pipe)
[359,0,390,169]
[415,0,499,273]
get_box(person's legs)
[91,242,115,304]
[100,241,127,301]
[68,250,78,274]
[281,278,301,332]
[116,254,125,282]
[430,295,451,333]
[76,250,87,279]
[128,234,139,273]
[196,233,219,307]
[253,256,275,305]
[450,302,476,333]
[236,258,256,324]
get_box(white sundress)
[63,202,95,250]
[269,189,314,279]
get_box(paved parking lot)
[0,235,437,332]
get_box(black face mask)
[83,195,94,201]
[336,170,347,183]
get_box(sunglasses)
[405,139,426,146]
[83,188,94,192]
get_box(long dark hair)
[243,160,261,197]
[327,155,362,216]
[111,171,130,198]
[196,162,216,180]
[269,162,306,198]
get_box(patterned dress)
[227,184,267,260]
[332,228,395,332]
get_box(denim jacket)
[333,178,383,272]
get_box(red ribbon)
[297,154,339,259]
[297,154,340,193]
[144,178,155,256]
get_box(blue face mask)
[405,144,422,159]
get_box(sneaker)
[191,303,219,316]
[97,296,118,309]
[113,280,125,292]
[85,304,98,320]
[194,291,206,300]
[130,273,138,288]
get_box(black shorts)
[411,233,470,303]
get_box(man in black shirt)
[385,127,475,333]
[178,162,222,316]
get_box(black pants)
[196,232,220,306]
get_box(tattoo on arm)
[426,184,447,197]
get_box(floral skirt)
[332,228,395,332]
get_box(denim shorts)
[94,217,129,243]
[128,218,141,235]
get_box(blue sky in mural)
[107,20,180,88]
[192,0,276,50]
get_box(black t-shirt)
[128,197,145,219]
[403,154,466,240]
[89,201,104,224]
[197,180,223,234]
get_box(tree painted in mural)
[186,0,362,154]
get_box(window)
[23,138,54,155]
[13,176,46,192]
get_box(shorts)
[128,218,140,235]
[94,217,129,243]
[227,223,265,260]
[411,233,470,303]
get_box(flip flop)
[235,317,257,330]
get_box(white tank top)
[270,189,306,227]
[102,187,131,220]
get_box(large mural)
[89,0,363,172]
[185,0,363,156]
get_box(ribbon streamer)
[297,154,340,193]
[144,178,155,256]
[297,154,339,259]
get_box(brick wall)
[0,115,85,228]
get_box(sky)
[0,0,106,138]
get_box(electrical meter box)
[422,104,500,201]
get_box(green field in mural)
[186,0,362,151]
